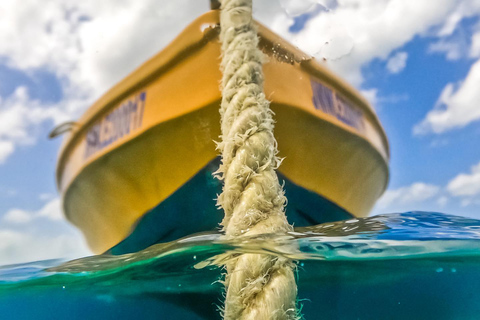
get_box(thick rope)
[216,0,298,319]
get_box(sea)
[0,211,479,319]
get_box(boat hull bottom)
[108,157,352,255]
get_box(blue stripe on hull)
[109,158,352,255]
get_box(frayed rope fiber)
[216,0,298,319]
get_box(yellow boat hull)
[56,11,389,253]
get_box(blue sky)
[1,0,480,264]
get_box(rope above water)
[216,0,298,318]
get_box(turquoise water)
[1,211,479,319]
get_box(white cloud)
[437,196,449,207]
[386,51,408,74]
[0,88,40,145]
[414,58,480,134]
[428,14,476,62]
[38,198,63,221]
[470,31,480,58]
[0,140,14,164]
[447,161,480,197]
[415,3,480,135]
[276,0,480,86]
[374,163,480,215]
[376,182,441,210]
[436,1,480,37]
[3,197,64,224]
[0,229,90,265]
[0,86,73,163]
[428,40,463,60]
[0,197,91,265]
[3,209,33,224]
[437,10,465,37]
[360,88,378,107]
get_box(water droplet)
[193,255,197,260]
[436,267,443,273]
[200,23,217,33]
[316,33,354,61]
[279,0,317,17]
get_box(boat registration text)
[84,92,146,159]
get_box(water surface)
[1,212,479,319]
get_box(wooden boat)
[54,8,389,254]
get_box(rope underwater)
[216,0,298,319]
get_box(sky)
[0,0,480,265]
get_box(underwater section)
[1,212,480,319]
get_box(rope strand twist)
[216,0,298,319]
